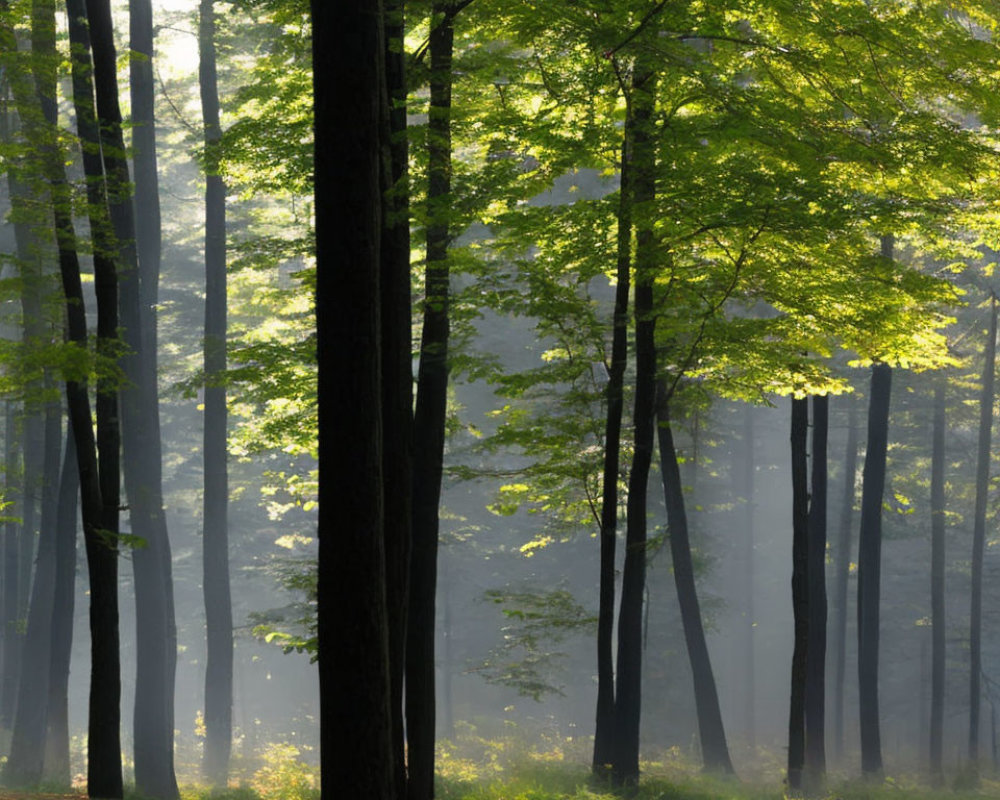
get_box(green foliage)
[469,587,595,701]
[247,556,317,660]
[248,742,318,800]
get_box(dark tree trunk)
[611,63,656,790]
[592,101,634,782]
[122,3,180,796]
[407,4,459,799]
[805,394,828,787]
[970,294,996,774]
[5,391,61,786]
[929,378,946,785]
[787,396,809,793]
[199,0,234,787]
[44,423,77,787]
[381,1,412,796]
[313,1,394,798]
[656,391,734,774]
[857,361,892,779]
[831,395,857,763]
[65,2,124,796]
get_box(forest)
[4,0,1000,799]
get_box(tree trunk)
[805,394,828,788]
[44,423,77,787]
[199,0,234,787]
[831,394,858,763]
[592,99,634,782]
[742,404,756,749]
[656,390,734,774]
[787,396,809,793]
[381,2,412,796]
[313,0,395,798]
[65,2,124,796]
[1,402,21,729]
[970,294,996,775]
[407,4,460,799]
[5,391,61,786]
[857,360,892,779]
[611,63,656,790]
[929,377,945,785]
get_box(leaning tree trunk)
[970,294,996,776]
[831,394,858,763]
[592,95,635,781]
[199,0,234,787]
[787,396,809,794]
[805,394,828,788]
[407,4,460,799]
[313,0,395,796]
[857,360,892,779]
[611,61,656,791]
[929,377,946,785]
[655,390,734,774]
[381,0,413,796]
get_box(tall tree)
[381,0,412,795]
[592,93,635,781]
[805,393,828,787]
[969,293,996,775]
[929,377,946,785]
[655,389,734,774]
[787,396,809,793]
[125,1,180,795]
[611,60,656,790]
[407,3,463,797]
[831,395,858,763]
[199,0,233,786]
[313,0,395,797]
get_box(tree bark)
[742,404,756,749]
[656,390,734,774]
[199,0,234,787]
[857,360,892,779]
[831,394,857,763]
[65,2,124,795]
[611,62,656,790]
[929,377,946,785]
[969,294,996,775]
[313,0,395,798]
[787,396,809,793]
[592,100,634,782]
[805,394,828,787]
[407,4,460,798]
[381,0,412,796]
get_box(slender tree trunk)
[121,2,180,795]
[805,394,828,788]
[857,360,892,779]
[313,0,395,797]
[787,396,809,794]
[832,395,857,763]
[2,402,20,729]
[5,391,60,786]
[407,4,460,798]
[381,2,412,796]
[656,390,734,774]
[44,424,77,786]
[970,294,996,776]
[742,404,756,749]
[199,0,233,787]
[592,98,635,781]
[65,3,124,795]
[611,63,656,790]
[929,378,945,785]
